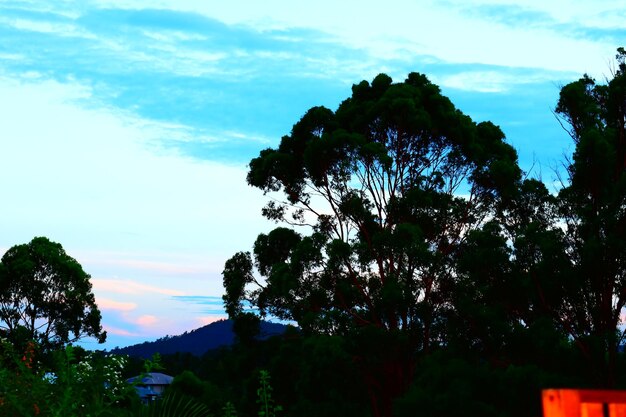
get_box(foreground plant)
[0,340,138,416]
[139,392,212,417]
[257,370,282,417]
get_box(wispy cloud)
[457,2,626,45]
[2,0,604,167]
[172,295,227,315]
[172,295,223,305]
[104,260,206,275]
[92,279,185,296]
[103,325,138,337]
[173,295,258,316]
[0,5,371,161]
[436,69,569,94]
[97,298,137,312]
[135,315,159,327]
[455,3,557,29]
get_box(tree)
[447,179,572,366]
[223,73,521,416]
[448,49,626,387]
[538,47,626,386]
[0,237,106,350]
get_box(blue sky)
[0,0,623,350]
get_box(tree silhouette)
[542,48,626,386]
[0,237,106,350]
[224,72,521,416]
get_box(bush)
[0,339,139,416]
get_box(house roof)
[135,386,158,398]
[127,372,174,386]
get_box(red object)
[543,389,626,417]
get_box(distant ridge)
[108,319,288,358]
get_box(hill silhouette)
[108,319,288,358]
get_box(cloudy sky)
[0,0,623,350]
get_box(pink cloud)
[100,314,228,346]
[135,315,158,327]
[196,315,228,327]
[92,279,185,296]
[103,325,138,337]
[97,298,137,311]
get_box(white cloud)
[141,30,209,42]
[0,53,26,61]
[3,16,97,39]
[135,41,230,77]
[445,0,625,27]
[436,70,563,93]
[91,278,185,296]
[0,75,271,254]
[89,0,618,77]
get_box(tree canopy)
[547,47,626,386]
[442,47,626,386]
[0,237,106,350]
[223,72,522,416]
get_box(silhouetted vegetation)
[222,48,626,416]
[0,237,106,351]
[3,48,626,417]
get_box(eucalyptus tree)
[444,48,626,387]
[0,237,106,350]
[543,48,626,386]
[223,73,521,416]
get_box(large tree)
[223,73,521,416]
[447,49,626,387]
[541,47,626,386]
[0,237,106,350]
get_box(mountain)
[108,319,288,358]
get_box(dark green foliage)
[393,352,573,417]
[5,52,625,417]
[222,402,238,417]
[138,392,212,417]
[167,330,370,417]
[224,71,523,416]
[223,253,255,317]
[272,333,370,417]
[232,313,261,346]
[445,47,626,387]
[541,47,626,386]
[447,221,519,357]
[0,342,139,416]
[227,71,522,334]
[168,371,224,415]
[170,370,207,398]
[0,237,106,350]
[256,370,282,417]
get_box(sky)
[0,0,624,350]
